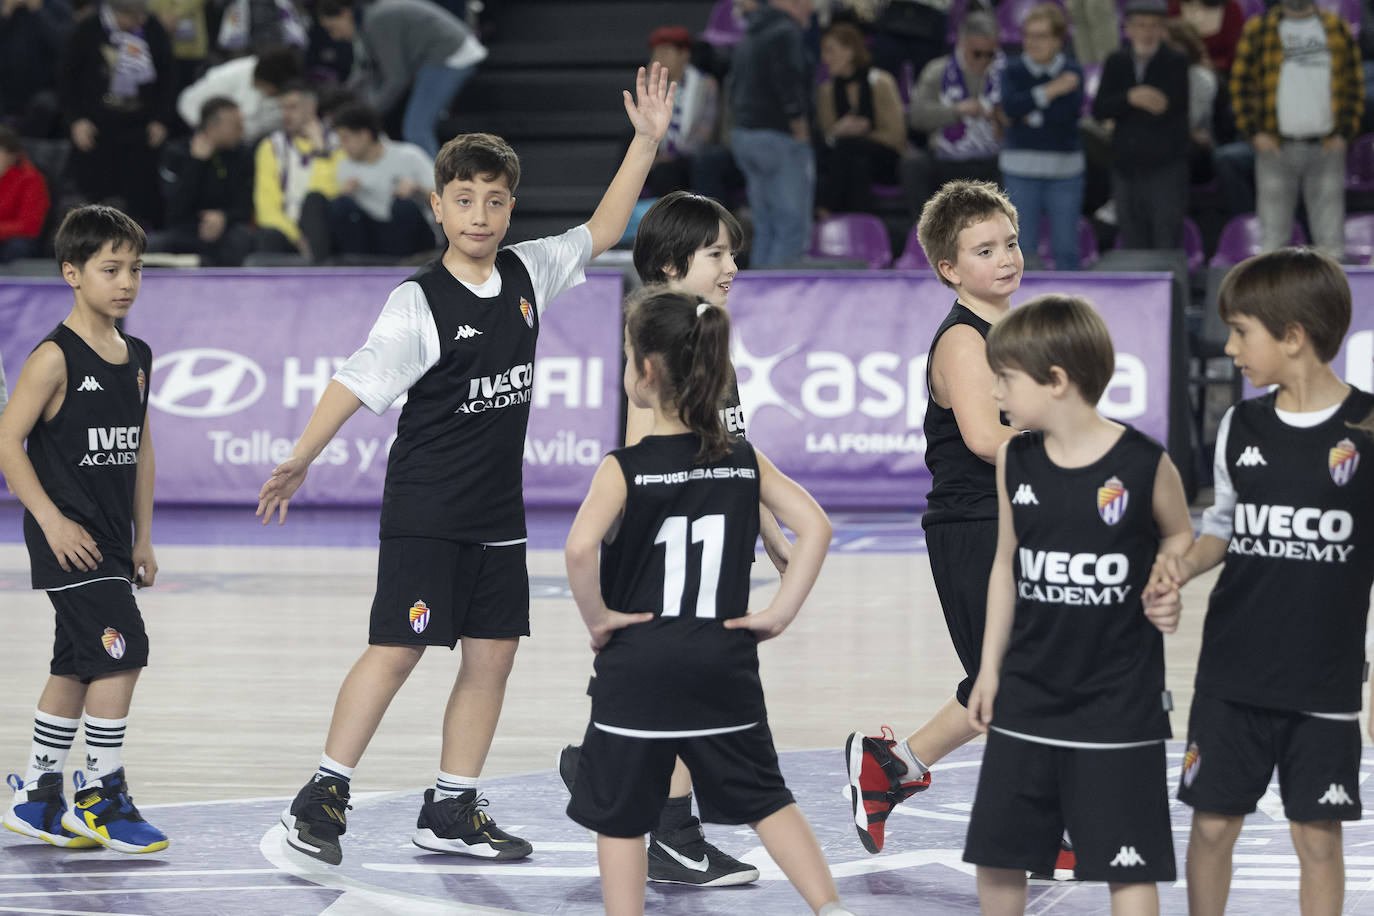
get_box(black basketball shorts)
[565,721,796,838]
[369,538,530,647]
[964,729,1177,883]
[47,577,149,682]
[924,518,998,706]
[1178,692,1362,823]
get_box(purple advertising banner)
[0,269,623,506]
[725,271,1175,506]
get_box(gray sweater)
[356,0,478,113]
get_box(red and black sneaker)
[843,726,931,854]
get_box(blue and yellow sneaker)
[4,773,98,848]
[61,769,169,854]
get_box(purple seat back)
[998,0,1065,45]
[894,224,932,270]
[1344,213,1374,261]
[1346,134,1374,192]
[1315,0,1361,37]
[810,213,894,269]
[1234,0,1266,20]
[1209,214,1309,266]
[702,0,746,46]
[1037,216,1099,269]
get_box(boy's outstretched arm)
[131,409,157,588]
[1142,453,1194,634]
[584,63,676,258]
[256,380,364,525]
[0,343,102,572]
[723,449,831,641]
[968,440,1016,733]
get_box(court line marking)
[0,869,283,882]
[0,886,328,900]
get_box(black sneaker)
[648,816,760,886]
[412,789,533,859]
[281,776,351,865]
[557,744,580,796]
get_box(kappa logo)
[518,297,534,329]
[454,325,484,340]
[1011,484,1039,505]
[101,627,126,660]
[1330,438,1360,486]
[409,600,430,634]
[1236,446,1267,468]
[149,348,266,418]
[1318,783,1355,806]
[1098,476,1128,525]
[654,839,709,872]
[77,376,103,392]
[1110,846,1146,867]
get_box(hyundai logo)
[149,348,266,418]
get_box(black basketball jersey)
[923,302,998,528]
[993,426,1171,744]
[22,324,152,589]
[590,433,767,732]
[380,251,539,543]
[721,367,746,436]
[1197,389,1374,713]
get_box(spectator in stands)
[0,127,51,261]
[0,0,72,138]
[1065,0,1122,64]
[643,25,733,201]
[328,103,435,259]
[1093,0,1191,249]
[729,0,815,267]
[316,0,487,158]
[1165,18,1218,184]
[868,0,948,87]
[59,0,175,227]
[999,3,1085,269]
[215,0,307,55]
[1230,0,1363,258]
[177,46,300,143]
[153,96,254,266]
[903,12,1003,220]
[1168,0,1245,75]
[148,0,207,92]
[815,20,905,214]
[252,80,338,260]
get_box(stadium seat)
[1037,216,1099,269]
[1344,212,1374,261]
[997,0,1065,45]
[1346,134,1374,192]
[1112,216,1206,270]
[1209,213,1309,266]
[809,213,894,269]
[894,223,932,270]
[702,0,746,46]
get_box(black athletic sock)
[656,794,693,835]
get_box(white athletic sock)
[819,903,856,916]
[316,753,355,783]
[893,739,930,778]
[82,714,127,782]
[434,771,477,801]
[24,710,80,786]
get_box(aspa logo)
[1098,476,1128,525]
[1330,438,1360,486]
[409,600,430,634]
[149,349,266,418]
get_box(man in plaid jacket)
[1229,0,1363,258]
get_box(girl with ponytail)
[563,290,852,916]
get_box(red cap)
[649,25,692,50]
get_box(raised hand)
[623,62,676,145]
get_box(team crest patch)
[1330,438,1360,486]
[1097,476,1129,525]
[101,627,126,660]
[136,367,146,398]
[1182,742,1201,788]
[409,600,430,634]
[518,297,534,328]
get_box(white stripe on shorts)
[1304,711,1360,721]
[593,721,758,739]
[45,576,133,592]
[990,726,1166,750]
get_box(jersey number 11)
[654,514,725,618]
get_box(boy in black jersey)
[256,65,676,866]
[564,289,852,916]
[966,296,1194,915]
[556,191,791,887]
[1147,248,1374,916]
[0,206,168,855]
[845,180,1032,855]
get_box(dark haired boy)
[1147,247,1374,916]
[330,102,435,258]
[0,205,167,854]
[257,65,676,866]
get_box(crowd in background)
[1,0,1369,269]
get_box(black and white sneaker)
[648,816,760,886]
[412,789,533,859]
[281,776,351,865]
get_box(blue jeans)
[731,127,814,268]
[1001,171,1084,270]
[405,63,478,159]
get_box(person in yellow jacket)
[252,81,343,261]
